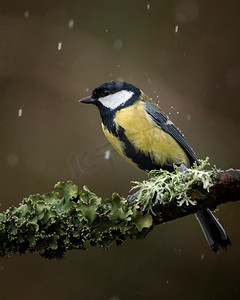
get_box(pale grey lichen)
[131,158,216,212]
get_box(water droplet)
[68,19,74,28]
[58,42,62,51]
[7,153,18,167]
[24,11,29,18]
[104,150,111,160]
[147,4,150,10]
[18,107,23,117]
[175,25,179,33]
[113,39,123,50]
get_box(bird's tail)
[195,209,231,252]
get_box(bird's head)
[79,81,141,111]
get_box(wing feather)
[145,101,198,165]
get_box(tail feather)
[195,209,231,252]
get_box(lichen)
[0,183,152,259]
[131,158,216,212]
[0,158,216,259]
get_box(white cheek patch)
[98,90,134,110]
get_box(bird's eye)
[103,89,110,96]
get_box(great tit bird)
[80,80,231,252]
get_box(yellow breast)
[102,101,190,170]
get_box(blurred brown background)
[0,0,240,299]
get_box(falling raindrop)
[7,153,18,167]
[58,42,62,51]
[113,39,123,50]
[104,150,111,160]
[24,11,29,18]
[18,107,23,117]
[68,19,75,28]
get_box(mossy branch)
[0,159,239,259]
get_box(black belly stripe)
[117,126,175,172]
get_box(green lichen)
[0,158,216,259]
[0,183,152,259]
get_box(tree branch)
[151,169,240,224]
[0,162,239,259]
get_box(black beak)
[79,95,96,104]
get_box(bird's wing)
[145,101,198,164]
